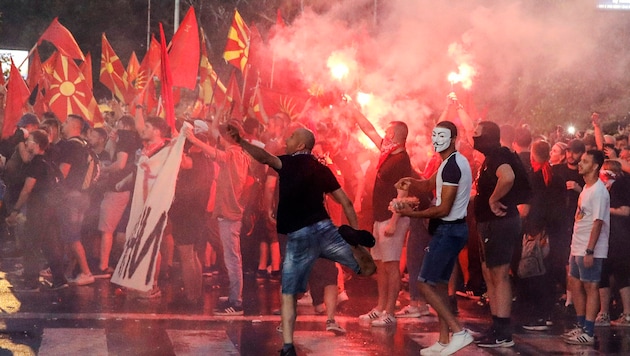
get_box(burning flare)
[447,63,476,90]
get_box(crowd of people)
[0,91,628,355]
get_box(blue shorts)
[419,222,468,285]
[569,255,603,283]
[282,219,359,295]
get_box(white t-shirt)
[436,151,472,221]
[570,179,610,258]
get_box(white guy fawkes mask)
[432,127,452,153]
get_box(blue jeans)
[407,218,431,300]
[218,218,243,306]
[419,222,468,285]
[282,219,359,295]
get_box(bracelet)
[456,104,464,110]
[135,104,145,110]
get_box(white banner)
[111,124,188,291]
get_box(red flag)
[135,36,161,93]
[199,29,226,107]
[2,59,31,138]
[225,70,243,119]
[159,23,175,130]
[80,52,93,90]
[223,9,250,73]
[169,7,200,89]
[100,33,133,103]
[127,51,140,83]
[259,87,309,121]
[38,17,85,61]
[27,48,43,90]
[249,86,265,124]
[46,54,101,124]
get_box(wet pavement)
[0,255,629,355]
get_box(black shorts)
[478,215,521,268]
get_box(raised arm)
[226,125,282,170]
[346,104,383,148]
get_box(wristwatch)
[585,249,594,255]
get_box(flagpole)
[147,0,151,49]
[241,64,249,105]
[17,43,37,70]
[270,51,275,89]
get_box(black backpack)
[68,137,101,191]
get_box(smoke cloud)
[268,0,629,168]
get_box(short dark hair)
[145,116,171,138]
[586,149,605,172]
[531,140,550,162]
[514,126,532,148]
[117,115,136,130]
[436,121,458,138]
[479,121,501,144]
[91,127,108,141]
[29,129,50,152]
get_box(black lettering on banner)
[117,206,168,284]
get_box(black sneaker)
[522,318,551,331]
[279,344,297,356]
[476,333,515,348]
[214,303,243,316]
[50,280,69,291]
[269,270,281,281]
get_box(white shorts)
[371,217,410,262]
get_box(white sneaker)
[297,291,313,306]
[337,290,349,304]
[69,273,95,286]
[371,312,397,327]
[326,319,346,335]
[420,342,446,355]
[440,329,474,355]
[595,312,610,326]
[395,305,421,318]
[563,331,594,345]
[359,308,384,321]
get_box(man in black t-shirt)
[55,114,95,286]
[95,116,142,278]
[228,125,375,356]
[550,139,585,306]
[472,121,523,348]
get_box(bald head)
[388,121,408,144]
[285,127,316,154]
[296,128,316,150]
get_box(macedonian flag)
[46,53,103,125]
[100,33,134,103]
[223,9,250,73]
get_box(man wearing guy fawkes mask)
[394,121,474,355]
[472,121,523,349]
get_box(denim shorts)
[282,219,359,295]
[419,222,468,285]
[569,255,603,283]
